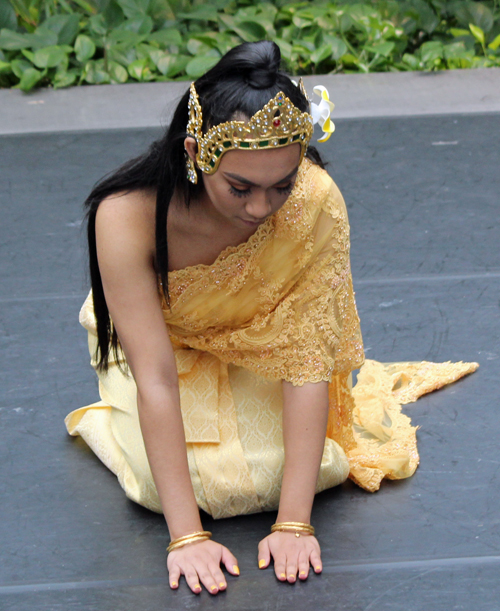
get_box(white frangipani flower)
[310,85,335,142]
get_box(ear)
[184,137,197,163]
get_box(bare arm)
[95,191,202,538]
[278,380,330,524]
[258,380,329,582]
[95,192,237,593]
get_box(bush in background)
[0,0,499,91]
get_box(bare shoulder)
[95,188,156,262]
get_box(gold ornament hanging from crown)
[186,82,314,175]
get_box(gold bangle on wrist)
[271,522,315,538]
[167,530,212,553]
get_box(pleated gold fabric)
[65,159,478,519]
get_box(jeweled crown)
[186,82,314,175]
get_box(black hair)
[85,40,325,371]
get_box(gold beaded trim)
[186,82,314,175]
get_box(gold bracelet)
[167,530,212,553]
[271,522,315,537]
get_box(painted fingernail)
[289,574,296,580]
[280,573,286,579]
[194,584,201,592]
[300,571,307,577]
[259,559,266,569]
[233,565,240,575]
[315,566,322,572]
[219,582,225,588]
[171,581,178,587]
[211,585,218,592]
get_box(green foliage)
[1,0,500,90]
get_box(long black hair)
[85,40,324,371]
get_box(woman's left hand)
[258,532,322,583]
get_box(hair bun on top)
[240,40,281,89]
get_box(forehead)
[216,143,301,182]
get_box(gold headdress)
[186,81,314,179]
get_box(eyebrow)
[223,166,299,187]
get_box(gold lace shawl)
[163,158,364,385]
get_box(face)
[186,138,302,231]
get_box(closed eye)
[229,185,251,198]
[276,182,294,195]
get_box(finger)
[285,555,298,584]
[168,564,181,589]
[211,564,227,591]
[221,546,240,577]
[197,568,220,596]
[257,538,271,570]
[183,568,202,594]
[273,556,287,582]
[298,550,310,581]
[310,548,322,574]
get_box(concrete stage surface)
[1,70,499,610]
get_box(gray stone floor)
[1,71,499,610]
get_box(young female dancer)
[66,40,477,595]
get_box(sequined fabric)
[65,159,478,517]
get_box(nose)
[245,191,271,219]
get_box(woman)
[65,41,477,594]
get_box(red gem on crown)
[273,118,281,127]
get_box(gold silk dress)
[65,159,478,520]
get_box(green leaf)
[75,34,96,62]
[0,28,31,50]
[402,53,421,69]
[275,37,292,62]
[53,70,77,88]
[127,57,150,80]
[232,20,267,43]
[450,28,470,38]
[11,58,32,78]
[33,45,67,68]
[20,48,34,61]
[108,59,128,82]
[185,54,219,78]
[108,28,144,46]
[0,59,11,73]
[453,1,494,33]
[187,38,213,56]
[158,53,189,77]
[115,0,150,19]
[0,0,17,30]
[402,0,439,34]
[365,41,395,57]
[89,14,108,36]
[108,44,136,66]
[83,59,110,83]
[177,6,218,21]
[443,41,470,60]
[148,28,182,47]
[120,15,153,35]
[419,40,443,63]
[322,34,347,60]
[37,14,80,45]
[340,53,360,67]
[18,66,42,91]
[488,34,500,51]
[469,24,485,46]
[27,29,59,50]
[311,43,332,64]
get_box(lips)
[240,218,262,226]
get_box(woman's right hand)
[167,539,240,594]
